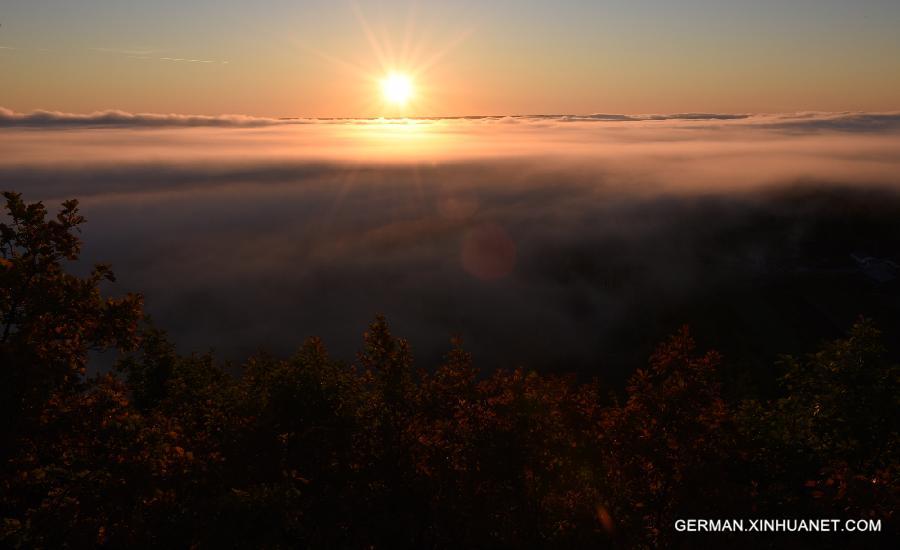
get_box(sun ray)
[413,26,475,77]
[291,2,475,118]
[351,3,390,74]
[401,1,419,67]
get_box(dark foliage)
[1,194,897,548]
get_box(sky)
[2,0,900,117]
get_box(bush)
[1,193,897,548]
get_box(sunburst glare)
[381,73,414,106]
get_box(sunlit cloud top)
[2,107,899,131]
[3,108,899,196]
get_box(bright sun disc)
[381,73,413,105]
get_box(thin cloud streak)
[2,107,899,130]
[90,47,229,65]
[0,107,292,128]
[158,57,224,64]
[90,47,158,56]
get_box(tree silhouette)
[1,192,898,547]
[0,192,142,453]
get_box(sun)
[381,73,414,106]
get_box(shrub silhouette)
[0,192,142,454]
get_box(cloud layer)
[2,112,900,379]
[0,107,288,128]
[3,106,900,132]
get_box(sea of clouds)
[2,109,900,377]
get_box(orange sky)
[1,1,899,117]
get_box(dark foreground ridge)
[1,192,898,548]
